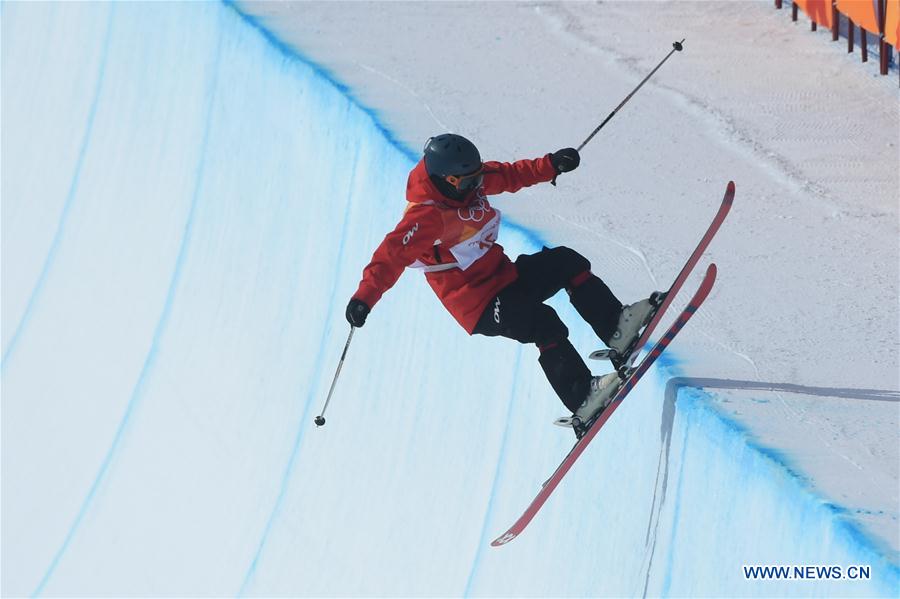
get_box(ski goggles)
[445,166,484,192]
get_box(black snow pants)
[472,246,622,413]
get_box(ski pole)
[314,326,355,427]
[576,39,685,152]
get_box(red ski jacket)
[352,155,557,333]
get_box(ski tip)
[721,181,735,210]
[699,263,718,292]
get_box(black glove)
[345,298,370,328]
[550,148,580,175]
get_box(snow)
[241,0,900,568]
[1,0,898,596]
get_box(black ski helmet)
[423,134,482,178]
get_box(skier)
[345,134,654,428]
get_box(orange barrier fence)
[795,0,834,28]
[776,0,899,80]
[837,0,880,33]
[887,0,900,47]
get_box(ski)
[491,263,717,547]
[590,181,734,371]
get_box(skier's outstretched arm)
[481,148,579,196]
[346,206,442,327]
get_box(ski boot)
[591,292,665,375]
[553,373,622,439]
